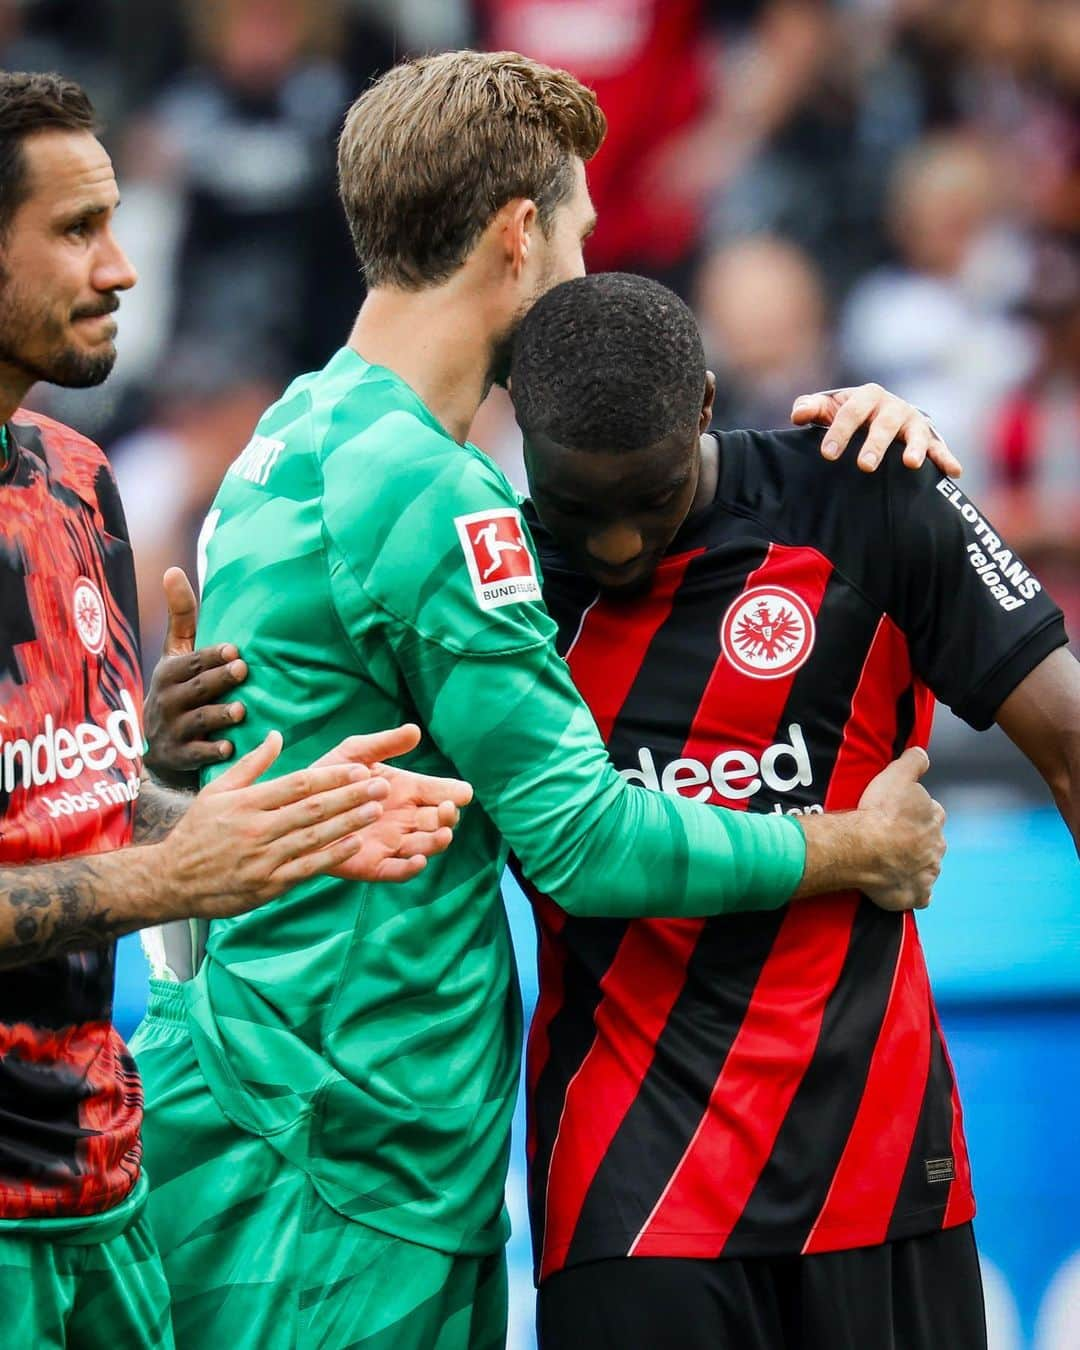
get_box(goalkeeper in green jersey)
[132,51,955,1350]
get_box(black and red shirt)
[0,410,144,1219]
[524,427,1067,1279]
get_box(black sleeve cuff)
[953,615,1070,731]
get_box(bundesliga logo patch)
[72,576,106,655]
[721,585,816,680]
[455,508,542,612]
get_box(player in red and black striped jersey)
[510,274,1079,1349]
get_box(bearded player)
[507,274,1078,1350]
[132,51,970,1350]
[0,71,471,1350]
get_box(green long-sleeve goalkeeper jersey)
[184,346,807,1255]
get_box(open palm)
[315,726,473,883]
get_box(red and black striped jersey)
[0,410,144,1219]
[523,427,1067,1279]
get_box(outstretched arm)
[0,734,389,970]
[994,647,1080,854]
[0,849,163,971]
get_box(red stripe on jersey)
[629,899,856,1257]
[525,884,569,1167]
[823,615,913,809]
[538,918,703,1279]
[621,545,837,1259]
[679,545,831,784]
[795,621,941,1252]
[912,680,936,749]
[931,993,977,1228]
[565,549,703,740]
[801,912,931,1252]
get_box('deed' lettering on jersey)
[455,507,541,610]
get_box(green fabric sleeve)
[386,620,807,918]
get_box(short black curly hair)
[510,272,706,452]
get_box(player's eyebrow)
[57,200,118,227]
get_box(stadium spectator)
[706,0,892,299]
[695,234,837,431]
[985,236,1080,645]
[133,0,361,374]
[840,131,1035,490]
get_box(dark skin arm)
[994,647,1080,855]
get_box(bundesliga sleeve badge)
[455,508,542,611]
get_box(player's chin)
[51,341,118,389]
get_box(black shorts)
[537,1224,987,1350]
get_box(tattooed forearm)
[134,778,193,844]
[0,857,134,970]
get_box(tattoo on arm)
[0,785,189,970]
[0,857,127,971]
[134,779,192,844]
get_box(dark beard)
[0,269,117,389]
[0,329,117,389]
[26,344,116,388]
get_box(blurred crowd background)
[5,1,1078,1346]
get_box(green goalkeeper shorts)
[131,979,508,1350]
[0,1174,174,1349]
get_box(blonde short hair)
[338,50,606,290]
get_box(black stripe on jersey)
[892,683,916,757]
[605,541,770,773]
[530,915,630,1264]
[727,901,904,1251]
[0,951,114,1030]
[0,554,33,686]
[886,1010,957,1238]
[0,1056,89,1174]
[563,908,785,1267]
[543,570,599,658]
